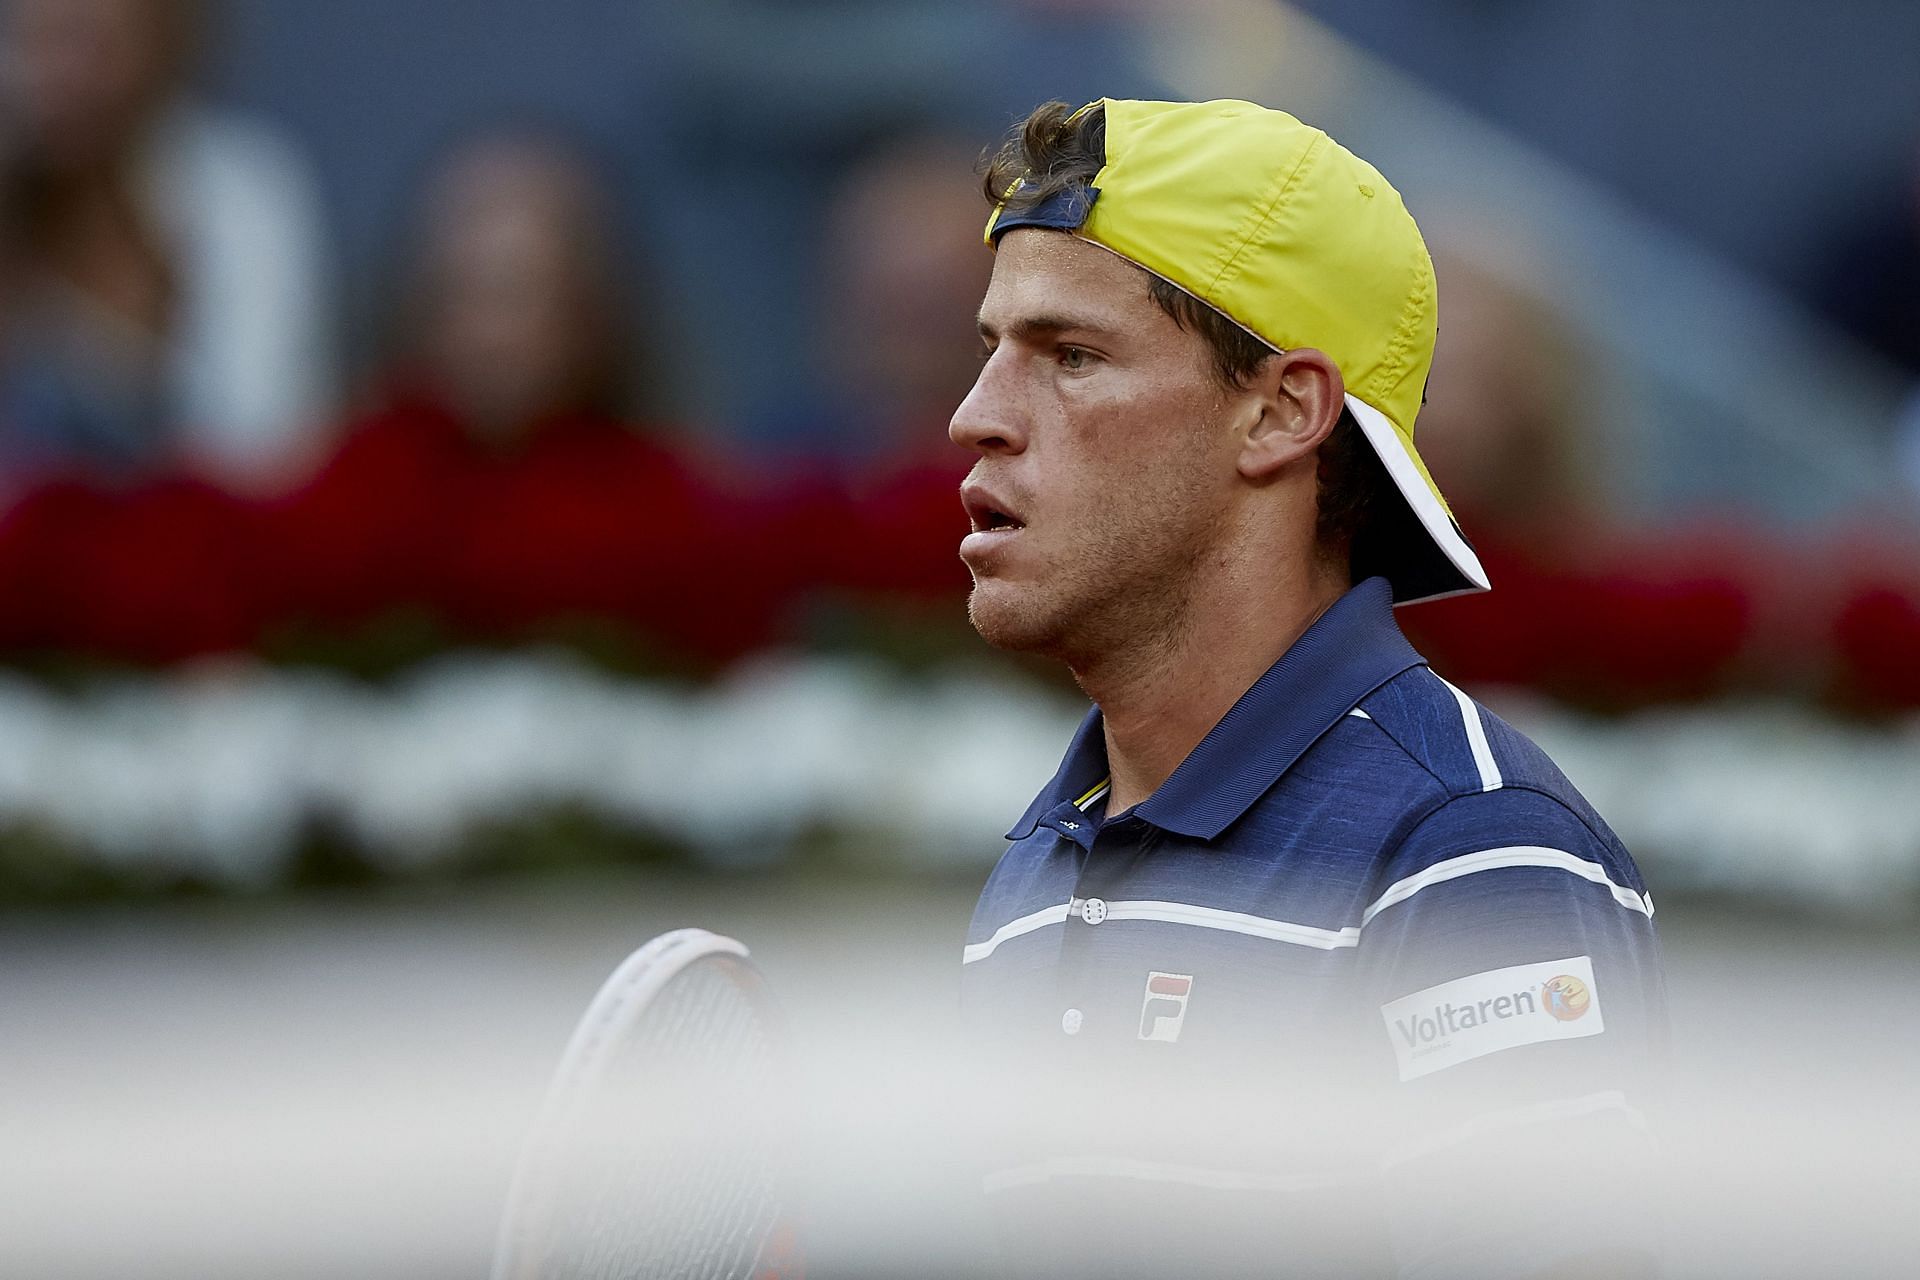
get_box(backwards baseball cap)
[986,98,1488,605]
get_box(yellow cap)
[987,98,1488,604]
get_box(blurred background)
[2,1,1917,1276]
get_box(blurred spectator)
[0,0,334,491]
[381,128,643,443]
[655,0,1144,427]
[266,130,788,665]
[811,131,995,453]
[779,131,985,608]
[1411,246,1611,542]
[1402,246,1759,706]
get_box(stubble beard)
[966,462,1222,676]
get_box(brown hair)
[982,100,1397,570]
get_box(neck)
[1077,554,1349,814]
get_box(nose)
[949,350,1028,456]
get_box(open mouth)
[962,486,1026,535]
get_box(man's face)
[950,229,1244,662]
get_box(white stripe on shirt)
[1362,845,1655,928]
[1435,673,1503,792]
[1099,900,1360,949]
[963,898,1360,964]
[961,903,1071,963]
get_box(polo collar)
[1005,577,1424,841]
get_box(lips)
[959,481,1026,566]
[961,483,1025,535]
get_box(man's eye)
[1059,345,1091,370]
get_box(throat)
[1080,577,1350,815]
[1087,642,1222,816]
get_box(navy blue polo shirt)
[960,577,1666,1279]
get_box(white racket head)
[492,927,801,1280]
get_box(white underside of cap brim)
[1344,394,1491,600]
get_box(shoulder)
[1349,666,1624,846]
[1334,674,1661,1021]
[1339,663,1649,911]
[1219,660,1641,895]
[1353,665,1558,799]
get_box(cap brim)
[1343,394,1491,605]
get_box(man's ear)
[1235,348,1345,482]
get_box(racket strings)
[611,966,776,1278]
[531,958,789,1280]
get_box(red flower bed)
[1,402,1915,714]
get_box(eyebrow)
[975,311,1113,343]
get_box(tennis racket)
[491,927,801,1280]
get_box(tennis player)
[954,99,1665,1279]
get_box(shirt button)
[1061,1008,1084,1035]
[1080,897,1108,925]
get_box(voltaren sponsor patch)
[1380,955,1603,1081]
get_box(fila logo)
[1138,971,1193,1042]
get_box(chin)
[966,579,1068,656]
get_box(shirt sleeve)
[1354,786,1668,1280]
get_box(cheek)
[1079,385,1224,493]
[1048,417,1219,565]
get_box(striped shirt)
[960,576,1666,1278]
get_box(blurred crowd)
[1,0,1918,711]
